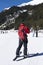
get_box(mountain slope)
[0,3,43,30]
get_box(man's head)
[20,23,25,26]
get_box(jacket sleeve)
[18,30,25,40]
[25,26,30,34]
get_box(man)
[16,23,30,58]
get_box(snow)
[18,0,43,7]
[4,7,10,10]
[19,10,27,13]
[0,29,43,65]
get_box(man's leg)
[24,42,27,56]
[16,39,23,56]
[23,38,28,56]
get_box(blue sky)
[0,0,32,12]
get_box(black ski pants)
[16,38,28,55]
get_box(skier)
[16,23,30,58]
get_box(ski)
[16,53,39,61]
[16,57,27,61]
[13,56,18,61]
[13,51,22,61]
[13,53,39,61]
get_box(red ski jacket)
[18,24,30,40]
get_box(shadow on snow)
[16,52,43,61]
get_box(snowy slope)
[18,0,43,7]
[0,30,43,65]
[4,7,10,10]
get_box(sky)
[0,0,32,12]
